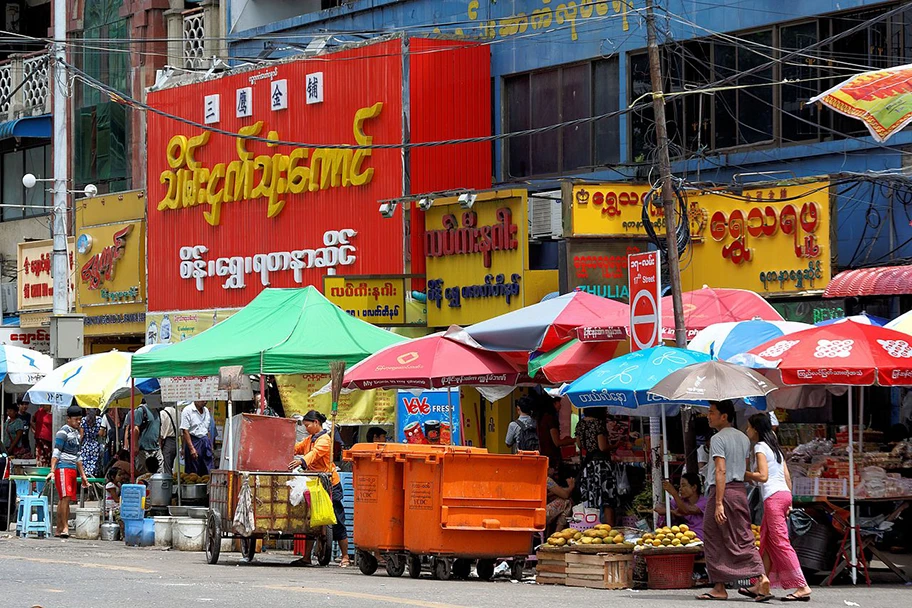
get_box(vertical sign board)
[395,389,462,446]
[628,251,662,352]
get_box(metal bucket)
[100,521,120,541]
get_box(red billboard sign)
[146,38,490,311]
[628,251,662,351]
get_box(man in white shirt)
[159,404,180,477]
[180,401,213,476]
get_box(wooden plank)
[566,577,609,590]
[535,564,567,574]
[565,569,604,580]
[536,575,566,586]
[567,553,614,566]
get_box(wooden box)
[565,552,633,590]
[536,549,568,585]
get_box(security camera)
[379,201,397,218]
[416,197,433,211]
[458,193,477,209]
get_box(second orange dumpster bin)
[402,447,547,580]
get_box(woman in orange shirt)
[288,410,349,567]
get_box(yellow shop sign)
[324,275,412,326]
[569,181,832,295]
[424,189,528,326]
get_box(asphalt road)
[0,535,908,608]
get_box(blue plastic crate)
[120,484,146,521]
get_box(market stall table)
[794,495,911,585]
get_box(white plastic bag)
[286,475,310,507]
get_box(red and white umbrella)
[662,286,783,340]
[731,320,912,584]
[341,328,523,390]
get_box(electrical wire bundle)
[641,181,690,257]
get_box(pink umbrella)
[661,286,783,340]
[342,327,523,391]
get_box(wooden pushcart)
[205,469,333,565]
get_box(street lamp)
[22,173,97,197]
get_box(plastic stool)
[17,495,51,538]
[14,479,33,497]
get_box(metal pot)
[148,473,174,507]
[180,484,207,501]
[100,521,120,541]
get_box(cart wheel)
[357,550,378,576]
[240,537,256,563]
[432,557,452,581]
[313,526,333,566]
[476,559,495,581]
[407,554,422,579]
[204,510,222,565]
[510,558,525,581]
[452,558,471,580]
[385,554,406,577]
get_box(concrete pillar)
[201,0,222,66]
[8,55,24,121]
[164,9,184,68]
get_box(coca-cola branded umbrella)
[731,321,912,583]
[661,286,783,340]
[457,290,629,352]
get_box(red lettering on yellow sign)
[710,202,821,265]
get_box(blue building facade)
[228,0,912,272]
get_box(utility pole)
[645,0,698,474]
[51,0,68,323]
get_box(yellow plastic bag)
[306,477,337,527]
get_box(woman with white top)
[743,413,812,602]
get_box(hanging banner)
[160,375,254,402]
[145,310,237,345]
[569,182,832,295]
[809,64,912,142]
[395,389,462,445]
[275,374,396,424]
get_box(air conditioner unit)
[529,190,562,239]
[1,283,17,314]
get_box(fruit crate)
[535,549,567,585]
[565,552,633,590]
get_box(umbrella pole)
[447,388,454,446]
[129,379,135,483]
[226,391,233,469]
[1,388,4,453]
[858,388,864,455]
[176,403,182,506]
[848,389,857,585]
[661,407,672,518]
[258,353,265,415]
[650,416,662,524]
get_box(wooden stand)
[536,548,633,589]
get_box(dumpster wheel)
[357,550,378,575]
[407,554,422,579]
[385,554,406,577]
[452,558,471,580]
[432,557,452,580]
[476,559,495,581]
[510,558,525,581]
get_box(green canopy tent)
[132,286,408,378]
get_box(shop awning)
[823,265,912,298]
[0,115,51,140]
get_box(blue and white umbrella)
[0,344,52,388]
[688,320,812,361]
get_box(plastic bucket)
[173,517,205,551]
[72,507,101,540]
[124,518,144,546]
[141,518,155,546]
[153,516,174,547]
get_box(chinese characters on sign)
[306,72,324,104]
[204,94,220,124]
[270,79,287,110]
[236,87,252,117]
[569,182,831,295]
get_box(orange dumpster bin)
[345,443,477,577]
[402,448,547,581]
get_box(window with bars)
[504,57,620,179]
